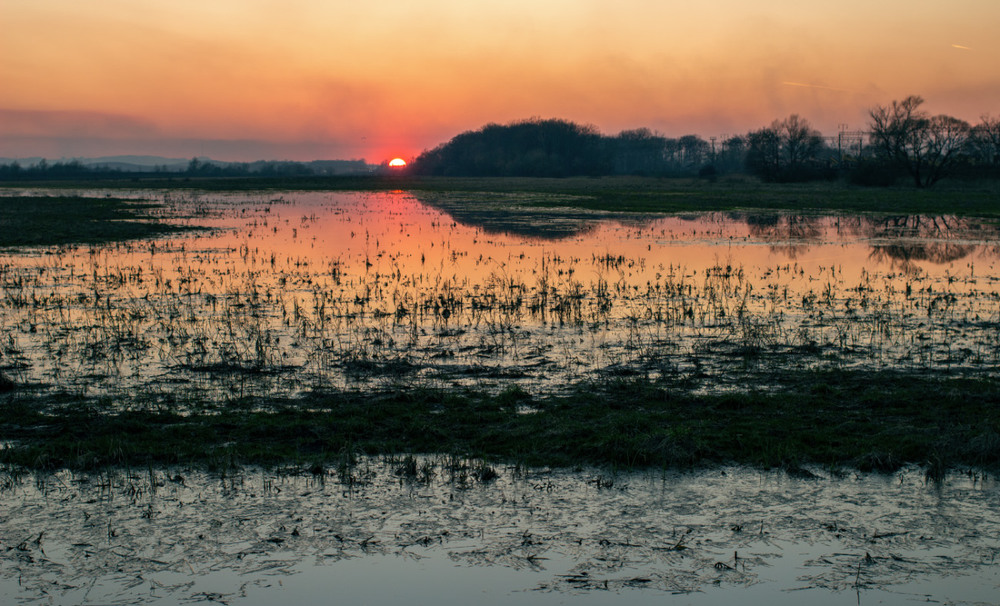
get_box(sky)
[2,0,999,163]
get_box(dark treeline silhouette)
[865,96,998,187]
[0,158,371,181]
[4,97,998,187]
[409,116,837,180]
[410,102,1000,186]
[411,119,613,177]
[0,159,95,180]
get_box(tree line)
[0,158,371,181]
[3,96,997,187]
[410,98,1000,187]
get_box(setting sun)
[388,158,407,168]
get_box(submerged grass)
[2,369,998,473]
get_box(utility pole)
[838,124,849,163]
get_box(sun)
[388,158,407,168]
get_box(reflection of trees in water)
[413,192,999,264]
[851,215,991,266]
[741,213,997,265]
[743,214,822,259]
[438,208,599,240]
[869,242,978,266]
[849,215,967,238]
[411,192,652,241]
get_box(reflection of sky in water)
[2,462,998,605]
[2,190,1000,400]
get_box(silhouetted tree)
[868,95,970,187]
[967,114,1000,169]
[678,135,709,169]
[745,115,827,181]
[0,161,23,180]
[411,118,612,177]
[716,135,747,173]
[745,126,782,180]
[612,128,669,175]
[780,115,825,172]
[746,114,829,181]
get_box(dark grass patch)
[8,176,1000,218]
[1,369,997,473]
[0,196,193,248]
[0,372,15,393]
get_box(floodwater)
[1,189,999,401]
[2,190,1000,604]
[1,462,998,605]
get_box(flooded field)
[2,189,1000,603]
[1,189,999,402]
[2,462,998,605]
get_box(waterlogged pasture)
[3,190,1000,604]
[1,462,998,605]
[1,189,999,402]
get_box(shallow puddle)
[2,190,999,402]
[1,462,998,604]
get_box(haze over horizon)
[3,1,998,164]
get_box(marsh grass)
[0,196,194,248]
[2,186,999,474]
[2,369,998,473]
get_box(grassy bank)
[5,175,1000,218]
[0,196,191,247]
[2,370,998,474]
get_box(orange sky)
[2,0,998,163]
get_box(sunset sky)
[3,0,998,163]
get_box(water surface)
[2,462,997,605]
[3,190,1000,603]
[2,190,998,401]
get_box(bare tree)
[868,96,970,187]
[744,115,825,181]
[778,115,824,171]
[968,114,1000,168]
